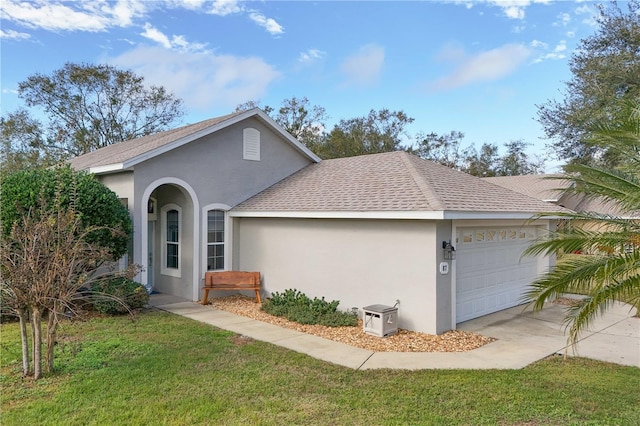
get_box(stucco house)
[70,108,567,335]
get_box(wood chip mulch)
[207,295,495,353]
[553,297,584,307]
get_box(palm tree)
[524,101,640,346]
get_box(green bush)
[261,289,357,327]
[92,278,149,315]
[0,165,132,260]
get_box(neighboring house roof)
[485,174,640,218]
[483,174,569,202]
[69,108,320,173]
[231,151,570,220]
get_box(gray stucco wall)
[128,117,314,299]
[435,220,454,332]
[133,117,313,210]
[235,217,444,334]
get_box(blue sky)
[1,1,607,171]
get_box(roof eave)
[228,210,564,220]
[228,210,445,220]
[444,211,568,220]
[88,163,124,174]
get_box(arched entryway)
[140,178,200,301]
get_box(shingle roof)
[483,174,570,202]
[69,112,243,171]
[233,151,568,215]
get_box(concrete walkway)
[149,294,639,370]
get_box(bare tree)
[1,203,137,378]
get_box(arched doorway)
[141,178,200,301]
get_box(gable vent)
[243,128,260,161]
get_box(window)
[161,204,181,277]
[207,210,225,270]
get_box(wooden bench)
[201,271,262,305]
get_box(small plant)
[92,277,149,315]
[261,289,357,327]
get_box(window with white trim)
[207,210,225,270]
[161,204,181,277]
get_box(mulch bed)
[207,295,495,353]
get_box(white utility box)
[362,304,398,337]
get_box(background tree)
[0,109,58,174]
[464,143,500,177]
[497,140,545,176]
[1,62,184,170]
[411,133,542,177]
[537,0,640,166]
[524,101,640,347]
[410,131,469,169]
[269,97,328,152]
[315,109,413,159]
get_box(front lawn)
[1,310,638,425]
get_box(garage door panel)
[456,226,538,323]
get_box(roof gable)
[69,108,320,173]
[232,151,570,219]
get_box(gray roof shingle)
[483,174,569,202]
[233,151,568,215]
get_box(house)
[70,108,568,335]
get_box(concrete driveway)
[456,300,639,368]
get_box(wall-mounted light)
[442,240,456,260]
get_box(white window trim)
[201,203,232,275]
[206,209,226,271]
[161,203,182,278]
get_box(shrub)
[262,289,357,327]
[92,278,149,315]
[1,165,132,260]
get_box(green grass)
[2,310,639,425]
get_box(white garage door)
[456,227,539,323]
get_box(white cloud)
[248,12,284,35]
[107,46,281,111]
[298,49,325,64]
[140,22,209,52]
[555,12,571,27]
[340,44,385,87]
[531,39,566,63]
[0,0,279,39]
[141,23,172,48]
[530,39,548,49]
[575,4,598,27]
[431,43,531,91]
[0,28,30,40]
[458,0,552,20]
[208,0,243,16]
[0,0,147,32]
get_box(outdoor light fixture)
[442,240,456,260]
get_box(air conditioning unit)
[362,304,398,337]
